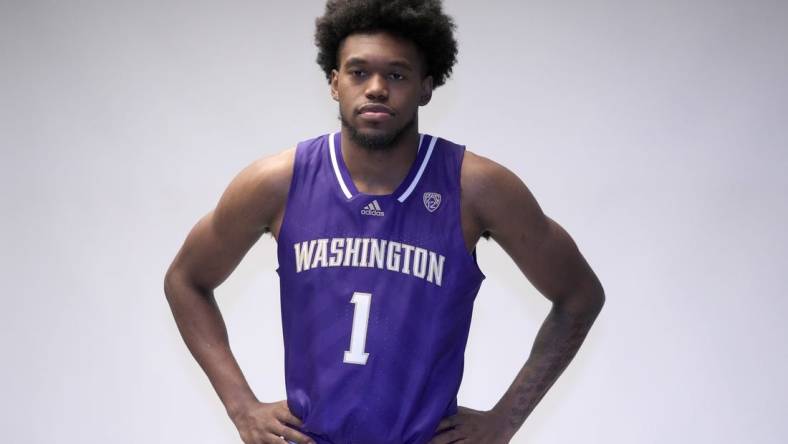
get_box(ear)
[419,75,433,106]
[330,69,339,102]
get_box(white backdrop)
[1,0,786,442]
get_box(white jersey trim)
[397,135,437,203]
[329,132,353,199]
[328,131,432,202]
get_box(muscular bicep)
[466,152,604,310]
[166,148,294,291]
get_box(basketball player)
[164,1,605,443]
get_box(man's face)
[331,31,433,151]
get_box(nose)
[364,73,388,101]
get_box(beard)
[339,108,417,152]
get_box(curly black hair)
[314,0,458,89]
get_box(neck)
[339,125,421,196]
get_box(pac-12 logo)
[423,192,441,212]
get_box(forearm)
[492,298,602,437]
[164,271,258,418]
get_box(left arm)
[490,216,604,438]
[430,151,605,443]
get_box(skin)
[331,31,433,195]
[164,31,604,444]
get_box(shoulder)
[460,148,545,235]
[459,148,520,210]
[213,146,296,233]
[235,145,296,207]
[246,146,296,194]
[459,149,504,190]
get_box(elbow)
[163,269,177,302]
[585,276,605,316]
[163,265,187,303]
[164,265,212,305]
[556,277,605,318]
[589,288,605,317]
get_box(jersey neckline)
[328,131,438,203]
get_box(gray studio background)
[2,0,786,442]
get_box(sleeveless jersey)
[276,131,486,444]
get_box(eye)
[350,69,366,77]
[389,72,405,80]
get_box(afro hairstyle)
[314,0,459,89]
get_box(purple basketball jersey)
[276,131,485,444]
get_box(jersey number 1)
[343,291,371,365]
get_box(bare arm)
[163,147,294,418]
[467,151,605,438]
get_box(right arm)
[163,147,313,444]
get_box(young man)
[164,1,605,443]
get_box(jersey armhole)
[275,143,303,273]
[454,144,486,281]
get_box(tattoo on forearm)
[506,311,596,429]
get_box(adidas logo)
[361,200,385,217]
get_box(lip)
[358,104,394,115]
[359,111,393,122]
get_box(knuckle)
[280,427,309,443]
[444,430,460,441]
